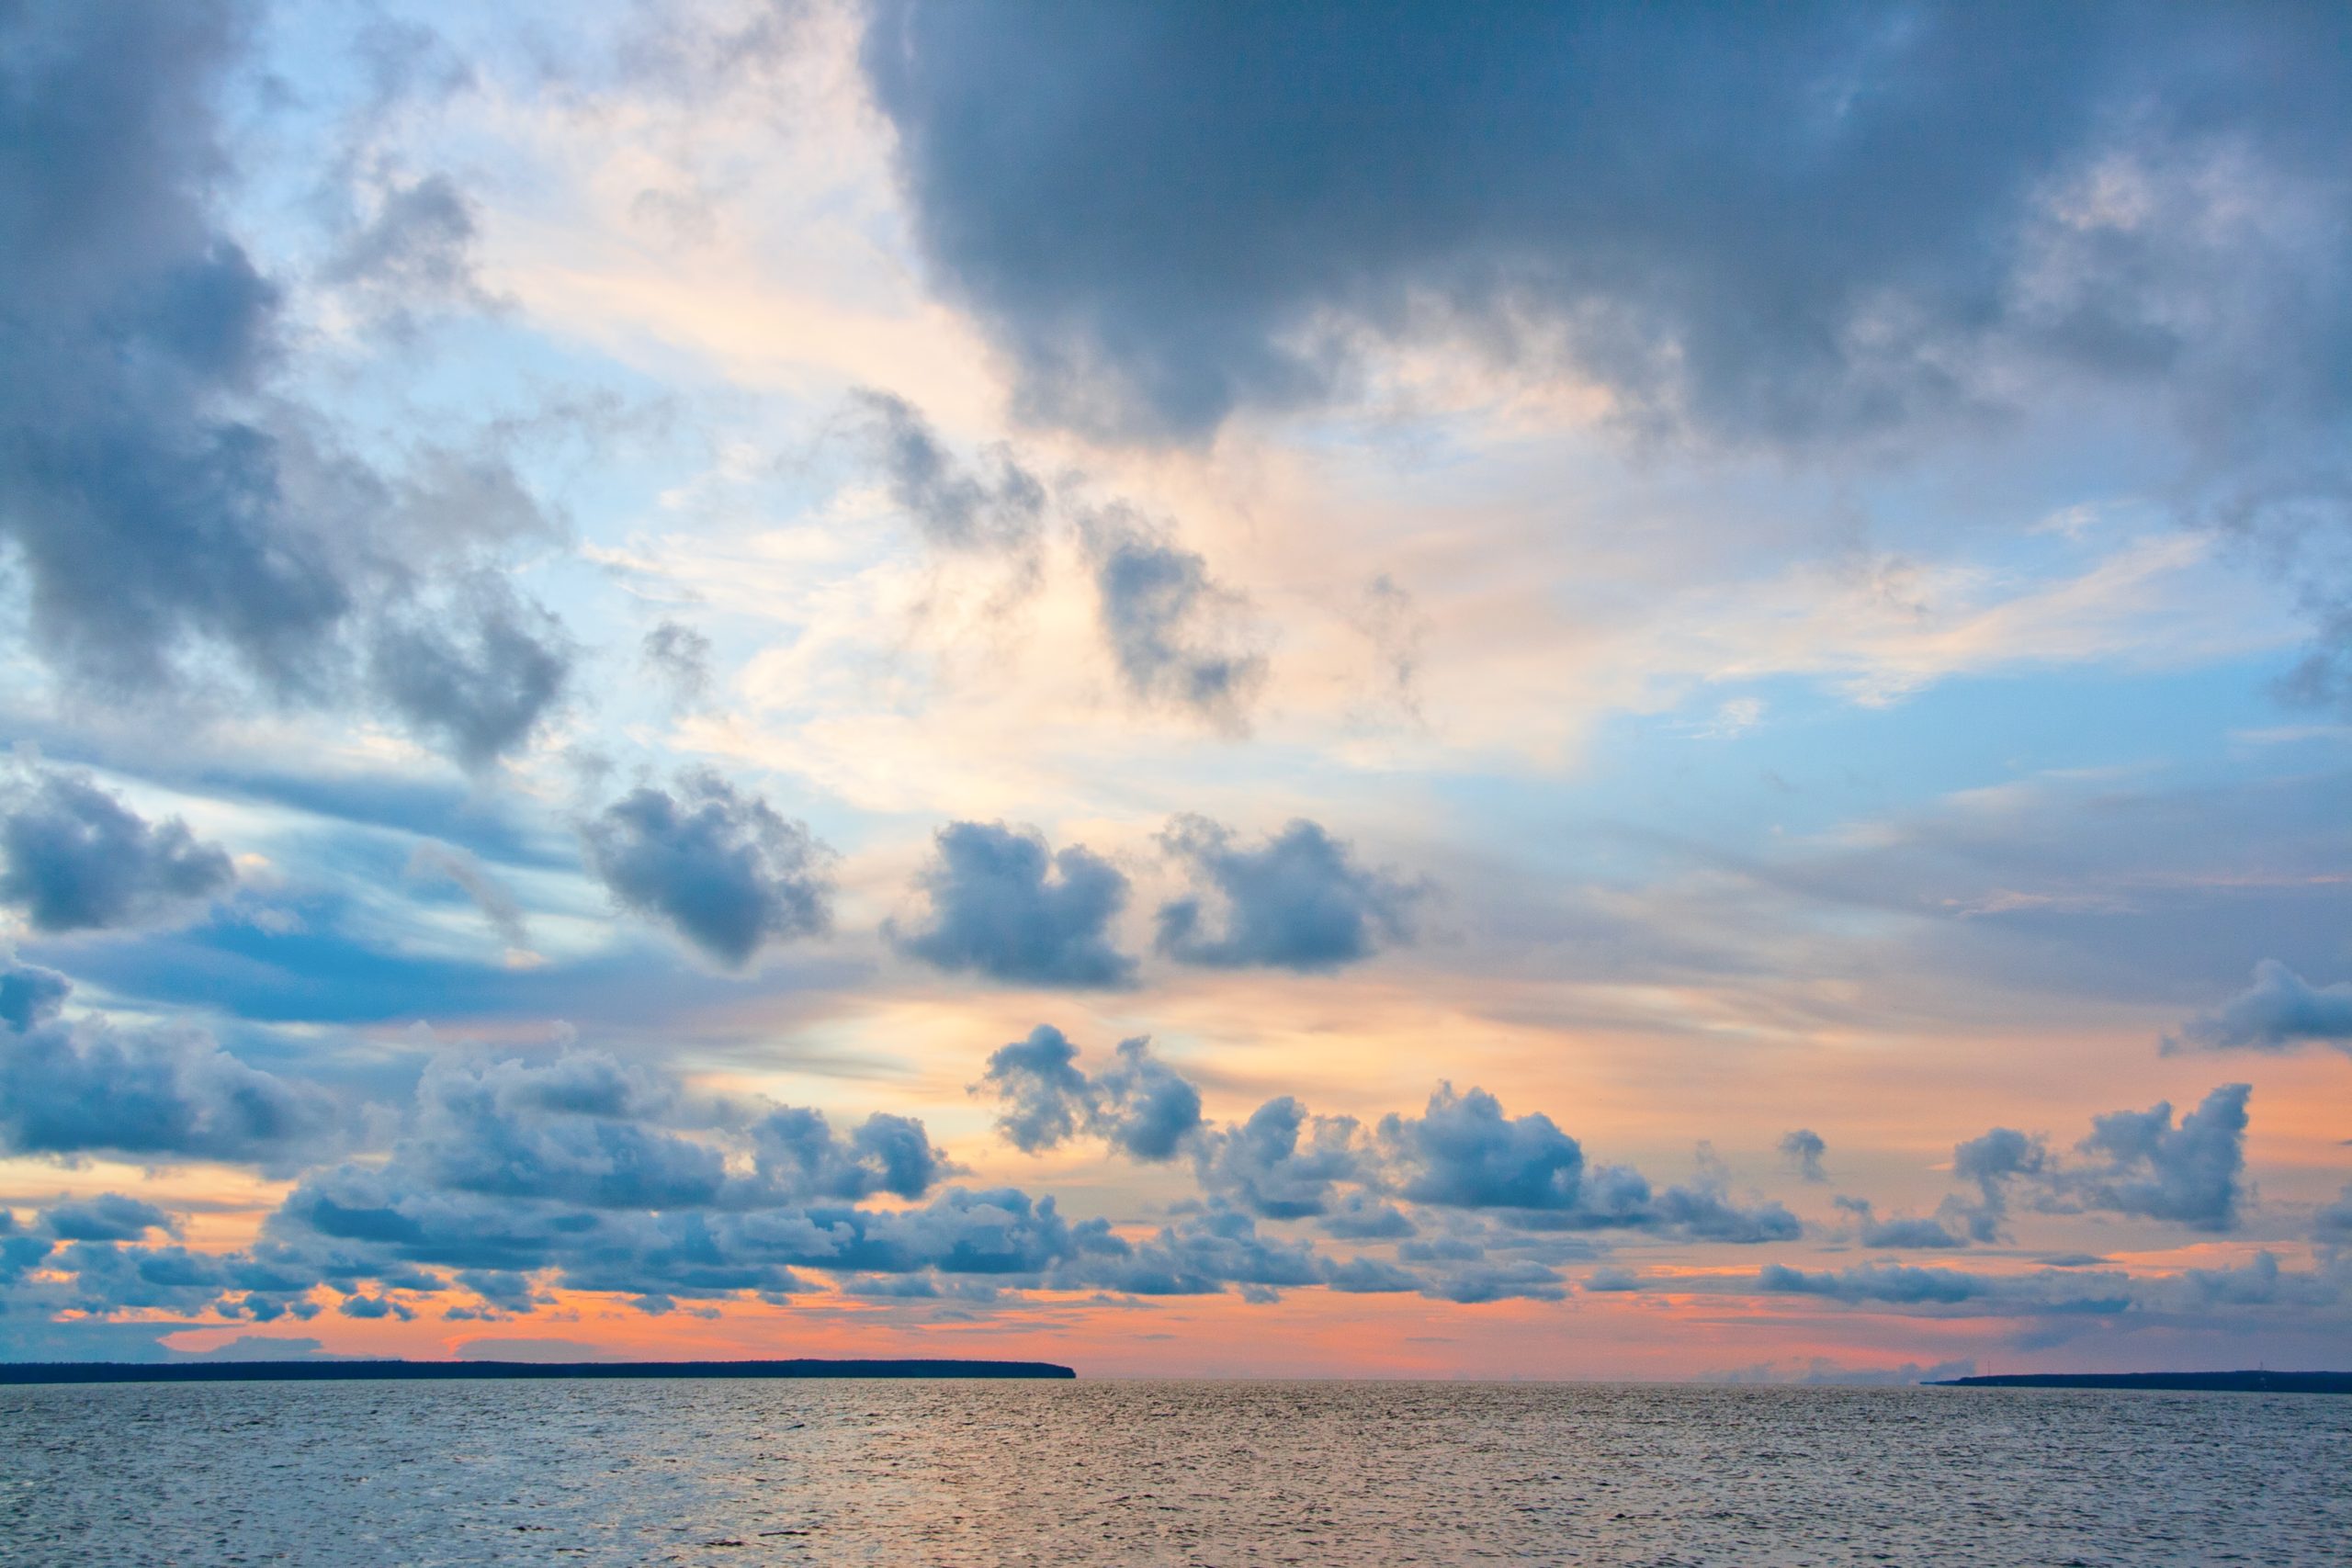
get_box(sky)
[0,0,2347,1382]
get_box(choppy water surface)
[2,1378,2344,1565]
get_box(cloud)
[1195,1096,1365,1219]
[2165,960,2352,1055]
[1946,1084,2253,1236]
[0,766,233,932]
[641,620,713,706]
[0,956,70,1031]
[1834,1197,1968,1250]
[1078,506,1267,728]
[1379,1085,1598,1214]
[1778,1129,1828,1182]
[1154,816,1423,972]
[2317,1184,2352,1244]
[977,1026,1203,1160]
[0,961,336,1167]
[0,1,571,764]
[850,389,1046,555]
[2071,1083,2251,1232]
[405,1052,729,1209]
[1758,1261,1999,1306]
[39,1193,177,1242]
[582,772,832,968]
[889,822,1135,988]
[750,1105,956,1202]
[1649,1169,1802,1245]
[369,576,572,772]
[403,841,530,951]
[321,171,492,333]
[863,4,2352,450]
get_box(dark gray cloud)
[865,3,2352,450]
[1779,1128,1828,1183]
[0,2,571,767]
[0,955,70,1031]
[1946,1084,2253,1236]
[975,1024,1091,1153]
[1079,506,1267,728]
[2071,1083,2251,1232]
[369,576,572,772]
[0,961,336,1168]
[1748,1253,2352,1322]
[889,821,1135,988]
[1833,1196,1968,1250]
[406,1052,728,1209]
[1376,1085,1796,1241]
[399,1049,956,1213]
[987,1039,1794,1241]
[2165,960,2352,1056]
[39,1193,177,1243]
[582,772,832,968]
[1317,1190,1415,1241]
[1758,1261,2007,1307]
[1195,1097,1364,1219]
[0,765,233,932]
[1155,816,1422,972]
[1418,1258,1568,1305]
[0,0,340,693]
[751,1106,955,1202]
[1649,1170,1802,1245]
[1379,1086,1597,1214]
[977,1026,1203,1160]
[851,389,1046,554]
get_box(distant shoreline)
[1932,1371,2350,1394]
[0,1358,1077,1385]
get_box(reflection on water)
[1,1378,2344,1565]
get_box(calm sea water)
[1,1379,2344,1565]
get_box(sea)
[2,1379,2345,1565]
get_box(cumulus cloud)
[889,822,1135,988]
[582,772,832,968]
[851,389,1046,555]
[2165,960,2352,1055]
[1078,506,1267,728]
[1380,1086,1598,1213]
[864,3,2352,450]
[0,766,233,932]
[1154,816,1423,972]
[1944,1084,2253,1237]
[977,1026,1203,1160]
[0,961,335,1167]
[405,1052,728,1209]
[751,1106,956,1202]
[369,577,572,772]
[1196,1097,1366,1219]
[2071,1084,2251,1232]
[1778,1129,1828,1182]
